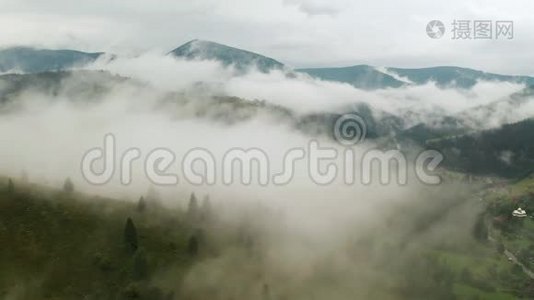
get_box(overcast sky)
[0,0,533,75]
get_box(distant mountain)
[168,41,534,89]
[297,65,406,89]
[3,42,534,91]
[387,66,534,89]
[0,47,103,73]
[169,39,285,73]
[297,65,534,89]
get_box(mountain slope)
[387,66,534,88]
[0,70,129,105]
[425,118,534,178]
[399,85,534,145]
[0,47,103,73]
[297,65,534,90]
[3,43,533,91]
[169,40,284,73]
[453,86,534,128]
[0,178,191,299]
[297,65,406,89]
[0,71,402,141]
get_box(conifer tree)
[137,196,146,212]
[187,193,198,221]
[187,235,199,256]
[124,217,138,253]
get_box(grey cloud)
[283,0,348,16]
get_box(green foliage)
[121,283,173,300]
[461,267,474,283]
[0,176,526,300]
[428,119,534,178]
[496,241,505,254]
[132,248,148,280]
[473,213,488,242]
[0,182,190,299]
[187,235,199,256]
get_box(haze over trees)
[63,177,74,193]
[1,36,534,300]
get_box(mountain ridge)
[0,47,103,73]
[168,39,285,73]
[2,41,534,90]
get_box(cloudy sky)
[0,0,533,74]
